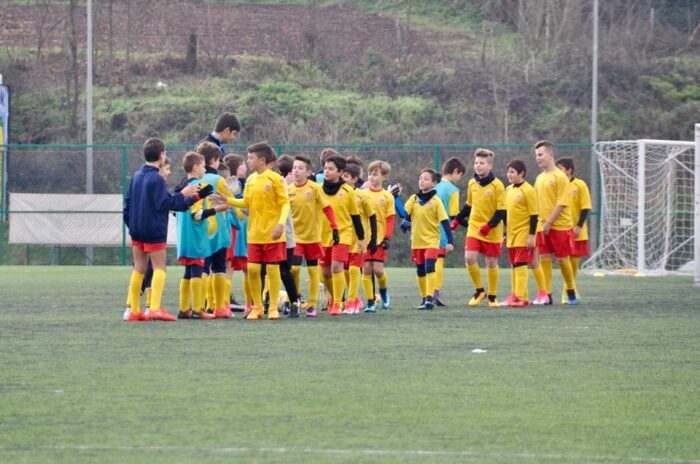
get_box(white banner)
[9,193,176,245]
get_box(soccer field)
[1,266,699,464]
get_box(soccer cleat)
[380,290,391,310]
[288,300,300,318]
[468,290,486,307]
[328,303,342,316]
[566,289,579,306]
[487,296,499,308]
[531,290,550,305]
[417,297,427,309]
[510,297,529,308]
[305,306,318,318]
[178,309,193,319]
[126,311,149,322]
[353,297,365,314]
[268,308,280,320]
[499,293,516,307]
[246,306,264,320]
[342,300,356,315]
[193,310,215,320]
[214,307,233,319]
[433,290,447,307]
[123,307,131,321]
[149,308,177,322]
[561,289,568,305]
[364,301,377,313]
[244,304,253,317]
[547,293,553,305]
[420,296,435,310]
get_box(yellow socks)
[377,272,388,291]
[558,257,576,291]
[242,273,251,306]
[150,269,166,311]
[179,278,190,311]
[348,266,361,301]
[266,264,282,312]
[467,263,483,289]
[531,265,546,292]
[425,272,436,297]
[212,273,228,311]
[362,274,374,301]
[331,271,345,306]
[224,276,232,305]
[416,275,427,297]
[291,265,301,296]
[307,265,320,307]
[541,257,553,293]
[190,277,204,313]
[570,256,580,280]
[145,288,152,310]
[513,265,528,299]
[248,263,263,310]
[435,257,444,291]
[128,271,145,313]
[487,267,499,297]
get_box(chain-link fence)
[0,143,594,266]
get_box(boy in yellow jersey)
[289,155,339,318]
[500,159,549,307]
[319,155,366,316]
[363,160,395,312]
[174,152,226,320]
[556,157,592,303]
[404,169,455,310]
[123,138,206,322]
[341,161,377,314]
[433,157,465,307]
[452,149,506,308]
[217,142,291,320]
[533,140,578,305]
[195,141,238,318]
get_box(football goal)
[584,131,699,287]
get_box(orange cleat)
[510,297,530,308]
[328,303,343,316]
[214,307,232,319]
[246,306,264,320]
[149,308,177,322]
[126,311,149,322]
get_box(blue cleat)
[380,290,391,310]
[363,301,377,313]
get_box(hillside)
[1,1,699,145]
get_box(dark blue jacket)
[123,164,195,243]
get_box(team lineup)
[122,112,592,321]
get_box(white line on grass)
[5,445,700,463]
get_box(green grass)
[1,266,699,463]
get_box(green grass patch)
[0,266,698,463]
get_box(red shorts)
[538,229,573,258]
[231,256,247,271]
[348,252,365,268]
[465,237,502,257]
[226,227,237,260]
[178,257,205,267]
[247,242,286,263]
[412,248,439,266]
[438,248,446,258]
[508,247,535,265]
[571,240,589,257]
[294,242,325,260]
[364,246,387,262]
[321,244,350,267]
[131,240,167,252]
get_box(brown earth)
[0,2,465,65]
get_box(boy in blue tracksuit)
[123,138,211,322]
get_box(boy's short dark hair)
[535,140,556,155]
[248,141,277,164]
[182,151,205,174]
[294,155,312,171]
[215,112,241,133]
[325,155,346,172]
[144,138,165,162]
[556,157,575,173]
[344,162,361,179]
[441,156,466,175]
[320,148,340,163]
[223,153,245,176]
[421,168,440,183]
[506,159,527,176]
[195,141,221,165]
[277,154,294,177]
[345,154,363,168]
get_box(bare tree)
[34,1,65,61]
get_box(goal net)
[585,139,696,276]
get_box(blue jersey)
[203,169,232,253]
[176,178,211,259]
[435,179,459,249]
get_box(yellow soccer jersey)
[320,183,360,247]
[349,189,373,253]
[534,169,572,231]
[466,177,506,243]
[227,169,289,244]
[366,188,396,242]
[289,180,331,244]
[570,177,592,241]
[505,182,538,248]
[404,193,448,249]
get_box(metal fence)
[0,143,595,266]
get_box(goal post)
[585,136,697,281]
